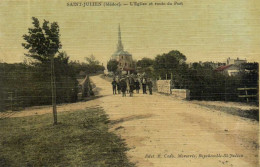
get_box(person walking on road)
[142,78,147,94]
[147,78,153,95]
[120,78,127,97]
[111,79,117,95]
[135,79,140,94]
[129,77,135,97]
[126,76,130,94]
[117,81,121,94]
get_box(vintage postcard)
[0,0,259,167]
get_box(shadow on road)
[81,95,108,102]
[110,114,154,125]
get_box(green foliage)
[143,49,258,103]
[182,62,258,103]
[136,58,154,69]
[136,58,154,77]
[85,55,100,66]
[239,63,258,88]
[0,109,135,167]
[1,17,79,111]
[153,50,187,79]
[107,59,119,73]
[69,61,105,75]
[69,55,105,76]
[22,17,62,62]
[0,61,78,111]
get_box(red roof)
[215,65,232,71]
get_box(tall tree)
[22,17,62,125]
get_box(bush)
[0,62,78,111]
[151,50,258,103]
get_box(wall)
[171,89,190,100]
[156,80,171,94]
[157,80,190,99]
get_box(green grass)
[0,108,135,167]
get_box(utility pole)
[51,56,57,125]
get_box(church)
[111,25,135,74]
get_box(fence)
[237,87,258,103]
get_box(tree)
[137,58,154,69]
[153,50,187,79]
[107,59,119,73]
[83,55,104,74]
[167,50,186,63]
[85,54,100,66]
[136,58,154,77]
[22,17,61,125]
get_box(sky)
[0,0,259,65]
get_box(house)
[214,57,247,76]
[215,64,240,76]
[227,57,247,65]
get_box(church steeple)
[117,24,124,51]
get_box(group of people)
[111,75,153,97]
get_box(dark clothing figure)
[147,80,153,95]
[112,80,117,94]
[135,80,140,93]
[142,78,147,94]
[126,78,130,94]
[120,79,127,97]
[129,78,135,97]
[117,82,121,94]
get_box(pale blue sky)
[0,0,259,65]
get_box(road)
[7,75,259,167]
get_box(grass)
[0,108,135,167]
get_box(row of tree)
[0,60,78,112]
[135,50,258,103]
[70,55,105,77]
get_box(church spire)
[117,24,124,51]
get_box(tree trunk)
[51,56,58,125]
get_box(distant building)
[215,64,241,76]
[227,57,247,65]
[111,25,135,74]
[215,57,247,76]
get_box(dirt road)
[6,75,259,167]
[92,75,258,167]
